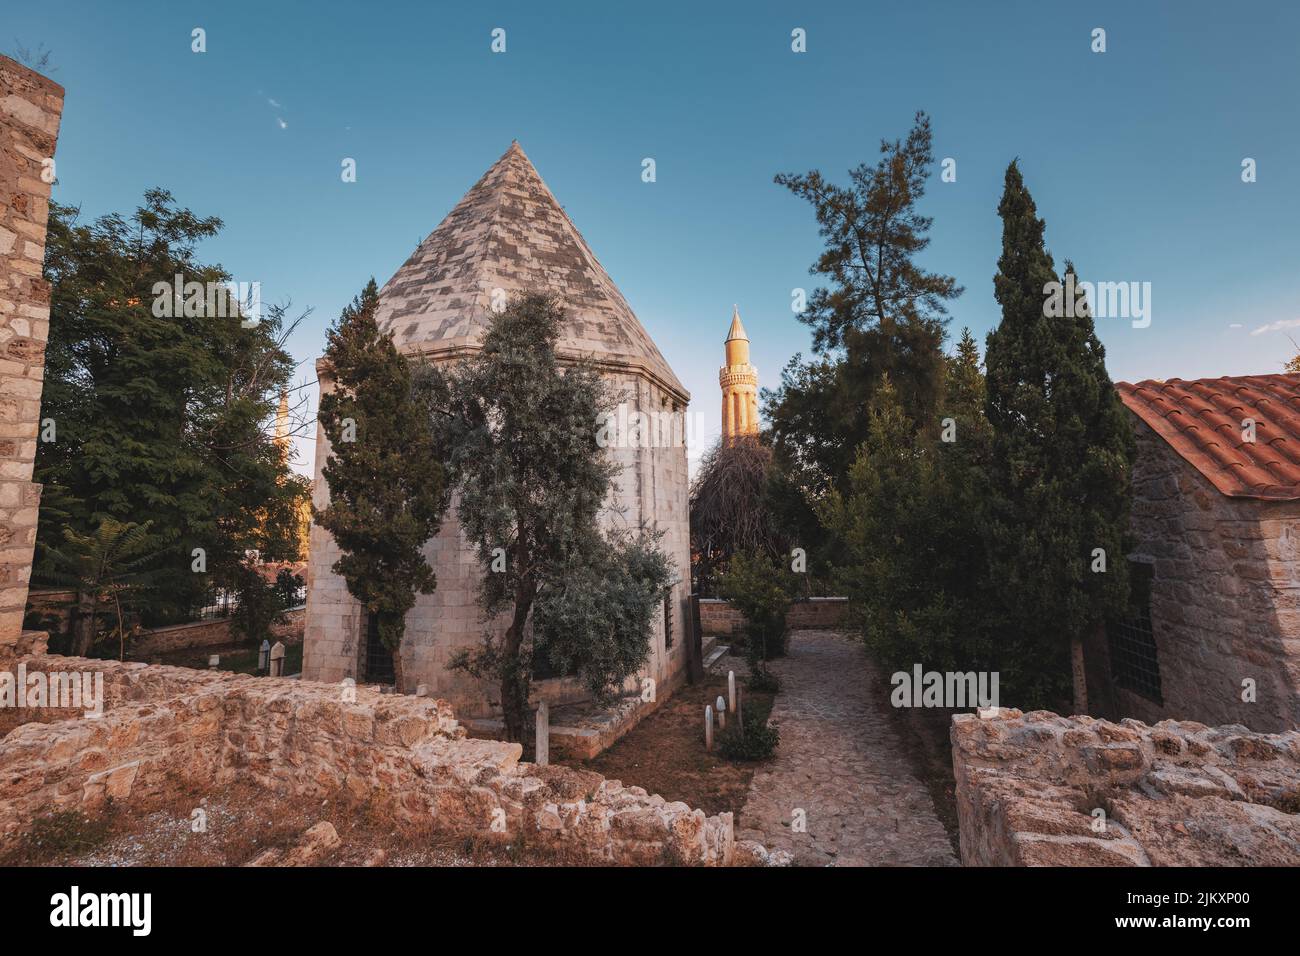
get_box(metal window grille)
[363,612,395,685]
[1108,562,1162,703]
[663,593,674,649]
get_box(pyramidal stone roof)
[374,141,687,400]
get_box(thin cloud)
[1250,318,1300,336]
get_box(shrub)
[719,550,794,684]
[719,701,779,761]
[746,667,781,695]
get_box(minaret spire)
[719,306,759,442]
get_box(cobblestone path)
[734,630,958,866]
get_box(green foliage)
[273,567,304,607]
[745,667,781,695]
[820,370,995,677]
[41,517,163,657]
[766,112,962,494]
[719,550,794,683]
[316,279,447,688]
[228,564,287,645]
[532,529,673,702]
[35,190,308,623]
[436,294,674,740]
[719,700,779,761]
[983,162,1135,708]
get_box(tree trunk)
[379,611,405,692]
[500,578,536,742]
[391,645,405,693]
[1070,634,1089,716]
[72,591,98,657]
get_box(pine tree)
[984,162,1135,713]
[767,112,963,493]
[316,279,447,692]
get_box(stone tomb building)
[302,143,692,717]
[1086,374,1300,733]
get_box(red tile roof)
[1116,374,1300,500]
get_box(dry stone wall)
[0,55,63,646]
[0,655,737,865]
[952,707,1300,866]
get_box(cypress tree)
[316,279,447,692]
[984,162,1135,713]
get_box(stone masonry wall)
[0,56,63,646]
[0,656,736,864]
[1086,414,1300,732]
[699,597,850,638]
[303,366,692,717]
[951,708,1300,866]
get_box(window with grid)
[1107,561,1162,703]
[663,593,674,649]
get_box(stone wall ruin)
[0,653,737,865]
[952,707,1300,866]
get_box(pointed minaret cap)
[725,305,748,342]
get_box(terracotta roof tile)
[1116,374,1300,499]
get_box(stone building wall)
[1084,414,1300,732]
[0,655,736,864]
[0,56,63,647]
[699,597,850,637]
[951,708,1300,866]
[302,366,692,717]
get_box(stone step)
[702,643,731,671]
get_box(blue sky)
[12,0,1300,475]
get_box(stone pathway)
[734,630,958,866]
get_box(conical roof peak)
[725,305,748,342]
[373,142,686,399]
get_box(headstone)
[269,641,286,677]
[535,700,549,767]
[415,683,428,698]
[728,671,736,712]
[258,639,270,674]
[208,654,220,670]
[705,705,714,751]
[716,695,727,731]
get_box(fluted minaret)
[274,389,290,461]
[719,306,759,441]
